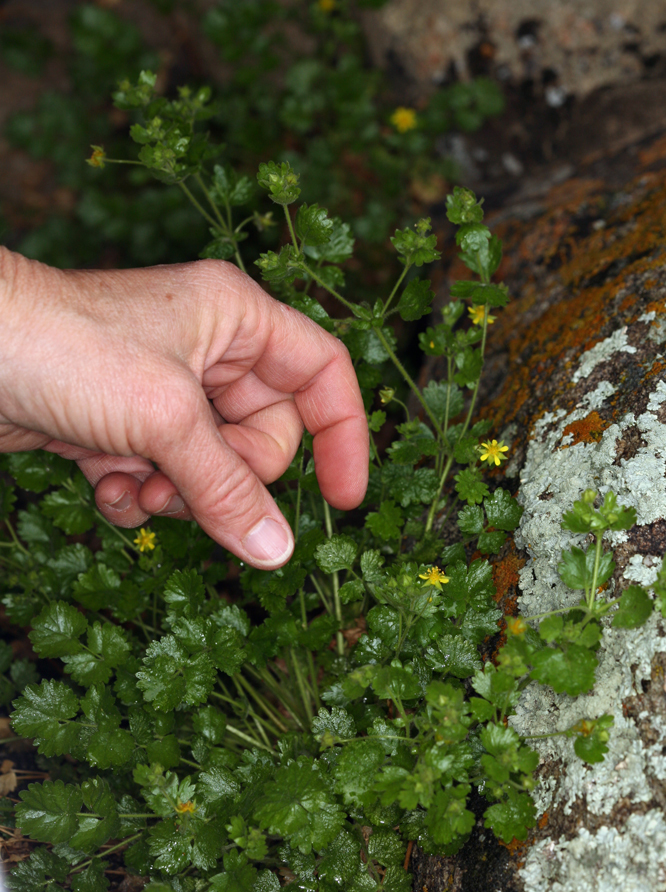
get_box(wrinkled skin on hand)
[0,249,369,568]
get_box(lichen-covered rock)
[362,0,666,99]
[414,141,666,890]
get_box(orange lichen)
[538,811,549,830]
[644,358,666,381]
[492,551,526,605]
[561,411,611,446]
[499,836,528,866]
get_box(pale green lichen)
[511,365,666,887]
[571,326,637,383]
[521,809,666,892]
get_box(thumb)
[149,393,294,569]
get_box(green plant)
[1,71,662,892]
[3,1,503,272]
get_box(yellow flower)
[479,439,509,467]
[468,305,496,326]
[419,566,449,590]
[390,107,417,133]
[86,145,106,169]
[318,0,336,11]
[134,528,156,552]
[379,387,395,405]
[175,800,196,815]
[506,616,528,637]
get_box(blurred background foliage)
[0,0,504,272]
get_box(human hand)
[0,249,369,568]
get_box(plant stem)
[588,533,605,609]
[425,453,454,533]
[373,327,443,437]
[234,674,290,734]
[382,265,410,315]
[178,179,221,231]
[290,648,313,723]
[457,309,489,442]
[2,518,29,557]
[226,723,274,753]
[299,263,358,314]
[283,204,300,252]
[323,500,345,656]
[194,173,247,273]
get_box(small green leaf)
[16,780,82,844]
[255,245,306,284]
[425,635,482,678]
[11,681,79,757]
[303,217,354,263]
[453,347,483,388]
[41,488,95,535]
[398,278,434,321]
[559,544,615,591]
[70,778,120,853]
[163,568,205,615]
[484,489,523,531]
[531,645,598,695]
[372,666,422,701]
[7,452,70,493]
[458,505,484,537]
[70,860,109,892]
[391,219,441,267]
[478,530,507,554]
[455,468,489,505]
[334,738,385,806]
[365,500,403,541]
[539,615,564,643]
[445,187,484,225]
[423,381,464,424]
[296,203,334,246]
[483,789,536,842]
[368,410,386,432]
[256,160,300,205]
[612,585,653,629]
[425,785,474,846]
[211,164,253,206]
[360,550,385,583]
[254,757,346,854]
[72,563,121,611]
[315,535,357,573]
[569,714,614,763]
[29,602,87,658]
[338,579,365,604]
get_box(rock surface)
[363,0,666,99]
[412,133,666,891]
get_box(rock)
[414,133,666,890]
[362,0,666,99]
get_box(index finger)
[250,299,369,511]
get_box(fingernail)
[242,517,293,565]
[159,495,185,516]
[106,491,131,511]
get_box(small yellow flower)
[87,145,106,169]
[390,107,417,133]
[175,800,196,815]
[506,616,528,637]
[379,387,395,405]
[318,0,336,11]
[479,439,509,467]
[419,566,449,590]
[429,340,435,349]
[134,528,156,552]
[468,305,496,326]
